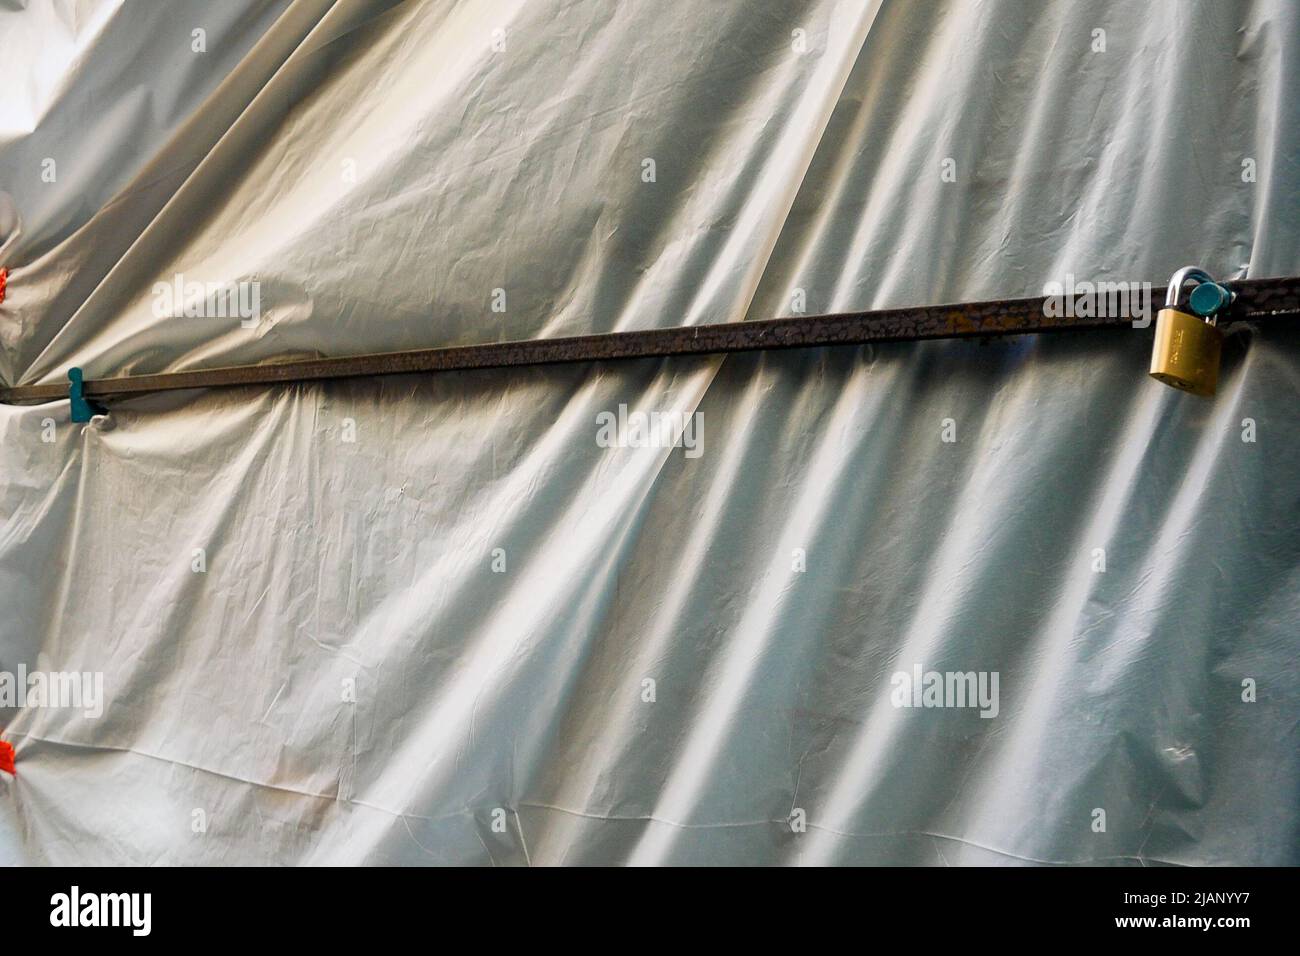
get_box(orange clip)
[0,740,15,777]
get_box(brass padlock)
[1149,267,1227,398]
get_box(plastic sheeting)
[0,0,1297,865]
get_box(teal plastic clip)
[1187,282,1233,318]
[69,368,105,423]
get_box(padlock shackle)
[1165,267,1217,307]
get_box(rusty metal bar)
[2,276,1298,406]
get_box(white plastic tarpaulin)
[0,0,1296,864]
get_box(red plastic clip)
[0,740,14,777]
[0,267,7,306]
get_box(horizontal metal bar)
[3,276,1298,406]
